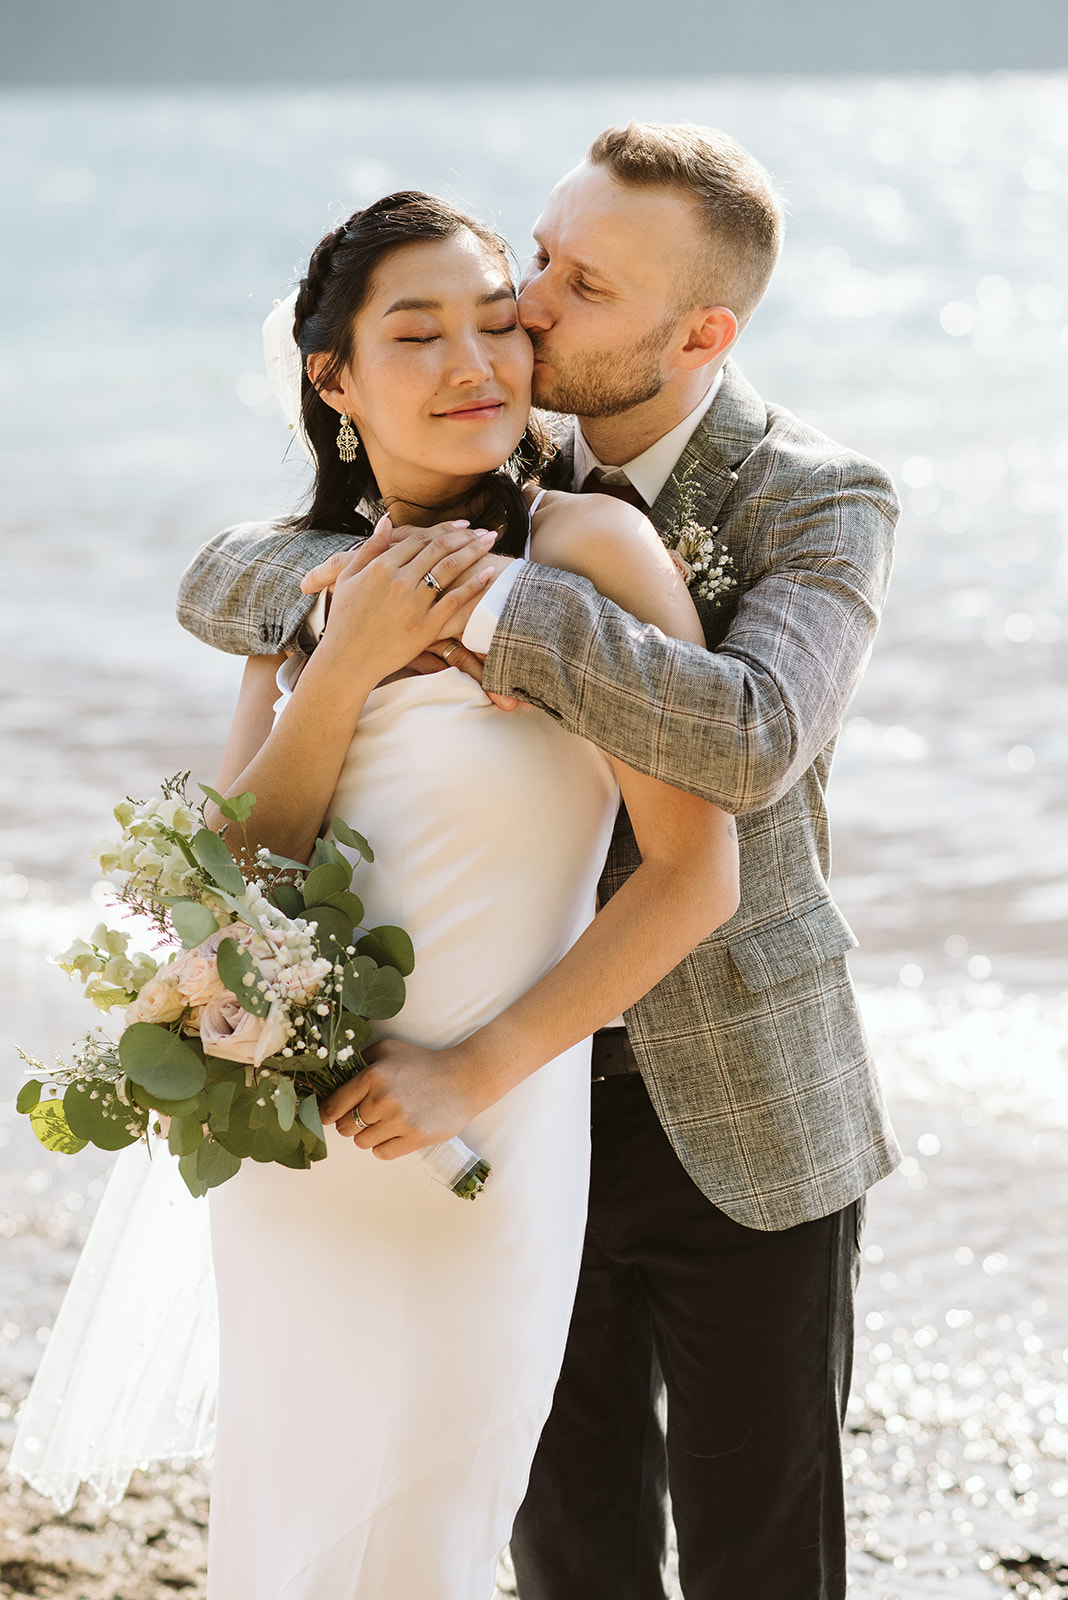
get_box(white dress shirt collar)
[571,367,725,505]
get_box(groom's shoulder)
[713,364,898,519]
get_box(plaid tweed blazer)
[176,360,901,1230]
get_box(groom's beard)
[529,314,676,418]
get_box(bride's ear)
[305,352,348,415]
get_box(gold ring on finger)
[353,1105,368,1131]
[440,640,460,663]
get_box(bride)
[17,191,740,1600]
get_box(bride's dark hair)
[289,191,551,557]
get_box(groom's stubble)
[528,308,680,420]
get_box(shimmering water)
[1,75,1067,1596]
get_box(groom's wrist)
[459,556,523,652]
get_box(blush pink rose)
[168,925,236,1008]
[198,993,287,1068]
[125,974,186,1027]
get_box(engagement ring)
[422,571,443,594]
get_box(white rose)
[124,974,187,1027]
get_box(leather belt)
[591,1027,641,1082]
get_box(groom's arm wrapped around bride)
[176,358,902,1231]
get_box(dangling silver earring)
[336,413,360,463]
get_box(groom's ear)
[676,306,738,370]
[305,352,347,412]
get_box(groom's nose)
[517,271,553,333]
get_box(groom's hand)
[319,1038,491,1158]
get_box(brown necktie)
[580,468,646,510]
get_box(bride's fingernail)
[476,529,498,544]
[373,513,392,535]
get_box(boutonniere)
[660,462,737,606]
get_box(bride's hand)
[300,515,477,601]
[319,1039,490,1158]
[312,523,499,687]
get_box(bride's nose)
[445,332,495,386]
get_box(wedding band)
[352,1106,367,1131]
[422,571,442,594]
[440,640,460,662]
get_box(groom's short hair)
[587,121,784,329]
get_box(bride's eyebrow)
[383,288,516,315]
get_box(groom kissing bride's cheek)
[179,121,901,1600]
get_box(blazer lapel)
[647,360,768,544]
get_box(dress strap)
[525,488,548,559]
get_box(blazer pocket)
[726,901,859,993]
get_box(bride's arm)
[205,523,495,863]
[320,496,739,1154]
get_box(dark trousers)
[510,1073,863,1600]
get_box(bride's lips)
[436,398,505,421]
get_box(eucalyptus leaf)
[342,957,406,1020]
[168,1113,205,1158]
[249,1088,279,1131]
[259,850,312,875]
[16,1080,42,1114]
[196,1138,243,1189]
[270,883,306,919]
[29,1099,88,1154]
[170,898,219,950]
[199,783,256,825]
[303,861,351,905]
[214,1097,302,1162]
[216,938,271,1018]
[130,1086,202,1117]
[206,1079,237,1134]
[314,837,349,870]
[356,925,415,977]
[192,829,247,896]
[331,817,374,861]
[305,905,356,959]
[325,889,364,924]
[120,1023,207,1100]
[64,1081,144,1151]
[298,1094,325,1141]
[275,1145,313,1170]
[336,1011,372,1052]
[178,1151,209,1199]
[272,1076,298,1133]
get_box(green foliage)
[198,784,256,825]
[191,828,246,896]
[356,925,415,977]
[342,956,406,1020]
[303,861,351,905]
[120,1024,207,1100]
[331,817,374,861]
[206,1079,237,1133]
[168,1113,205,1157]
[336,1011,372,1052]
[272,1075,298,1132]
[170,898,219,949]
[16,1081,42,1114]
[64,1081,145,1151]
[216,938,271,1018]
[325,889,365,924]
[29,1099,88,1154]
[305,905,356,959]
[259,849,312,873]
[269,883,305,919]
[313,838,349,870]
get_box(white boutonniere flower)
[660,462,738,605]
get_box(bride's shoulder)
[526,487,652,564]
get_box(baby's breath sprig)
[659,461,738,606]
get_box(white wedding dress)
[208,663,618,1598]
[12,635,619,1600]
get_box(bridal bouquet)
[15,777,491,1201]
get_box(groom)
[178,122,900,1598]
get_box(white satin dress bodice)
[207,664,618,1598]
